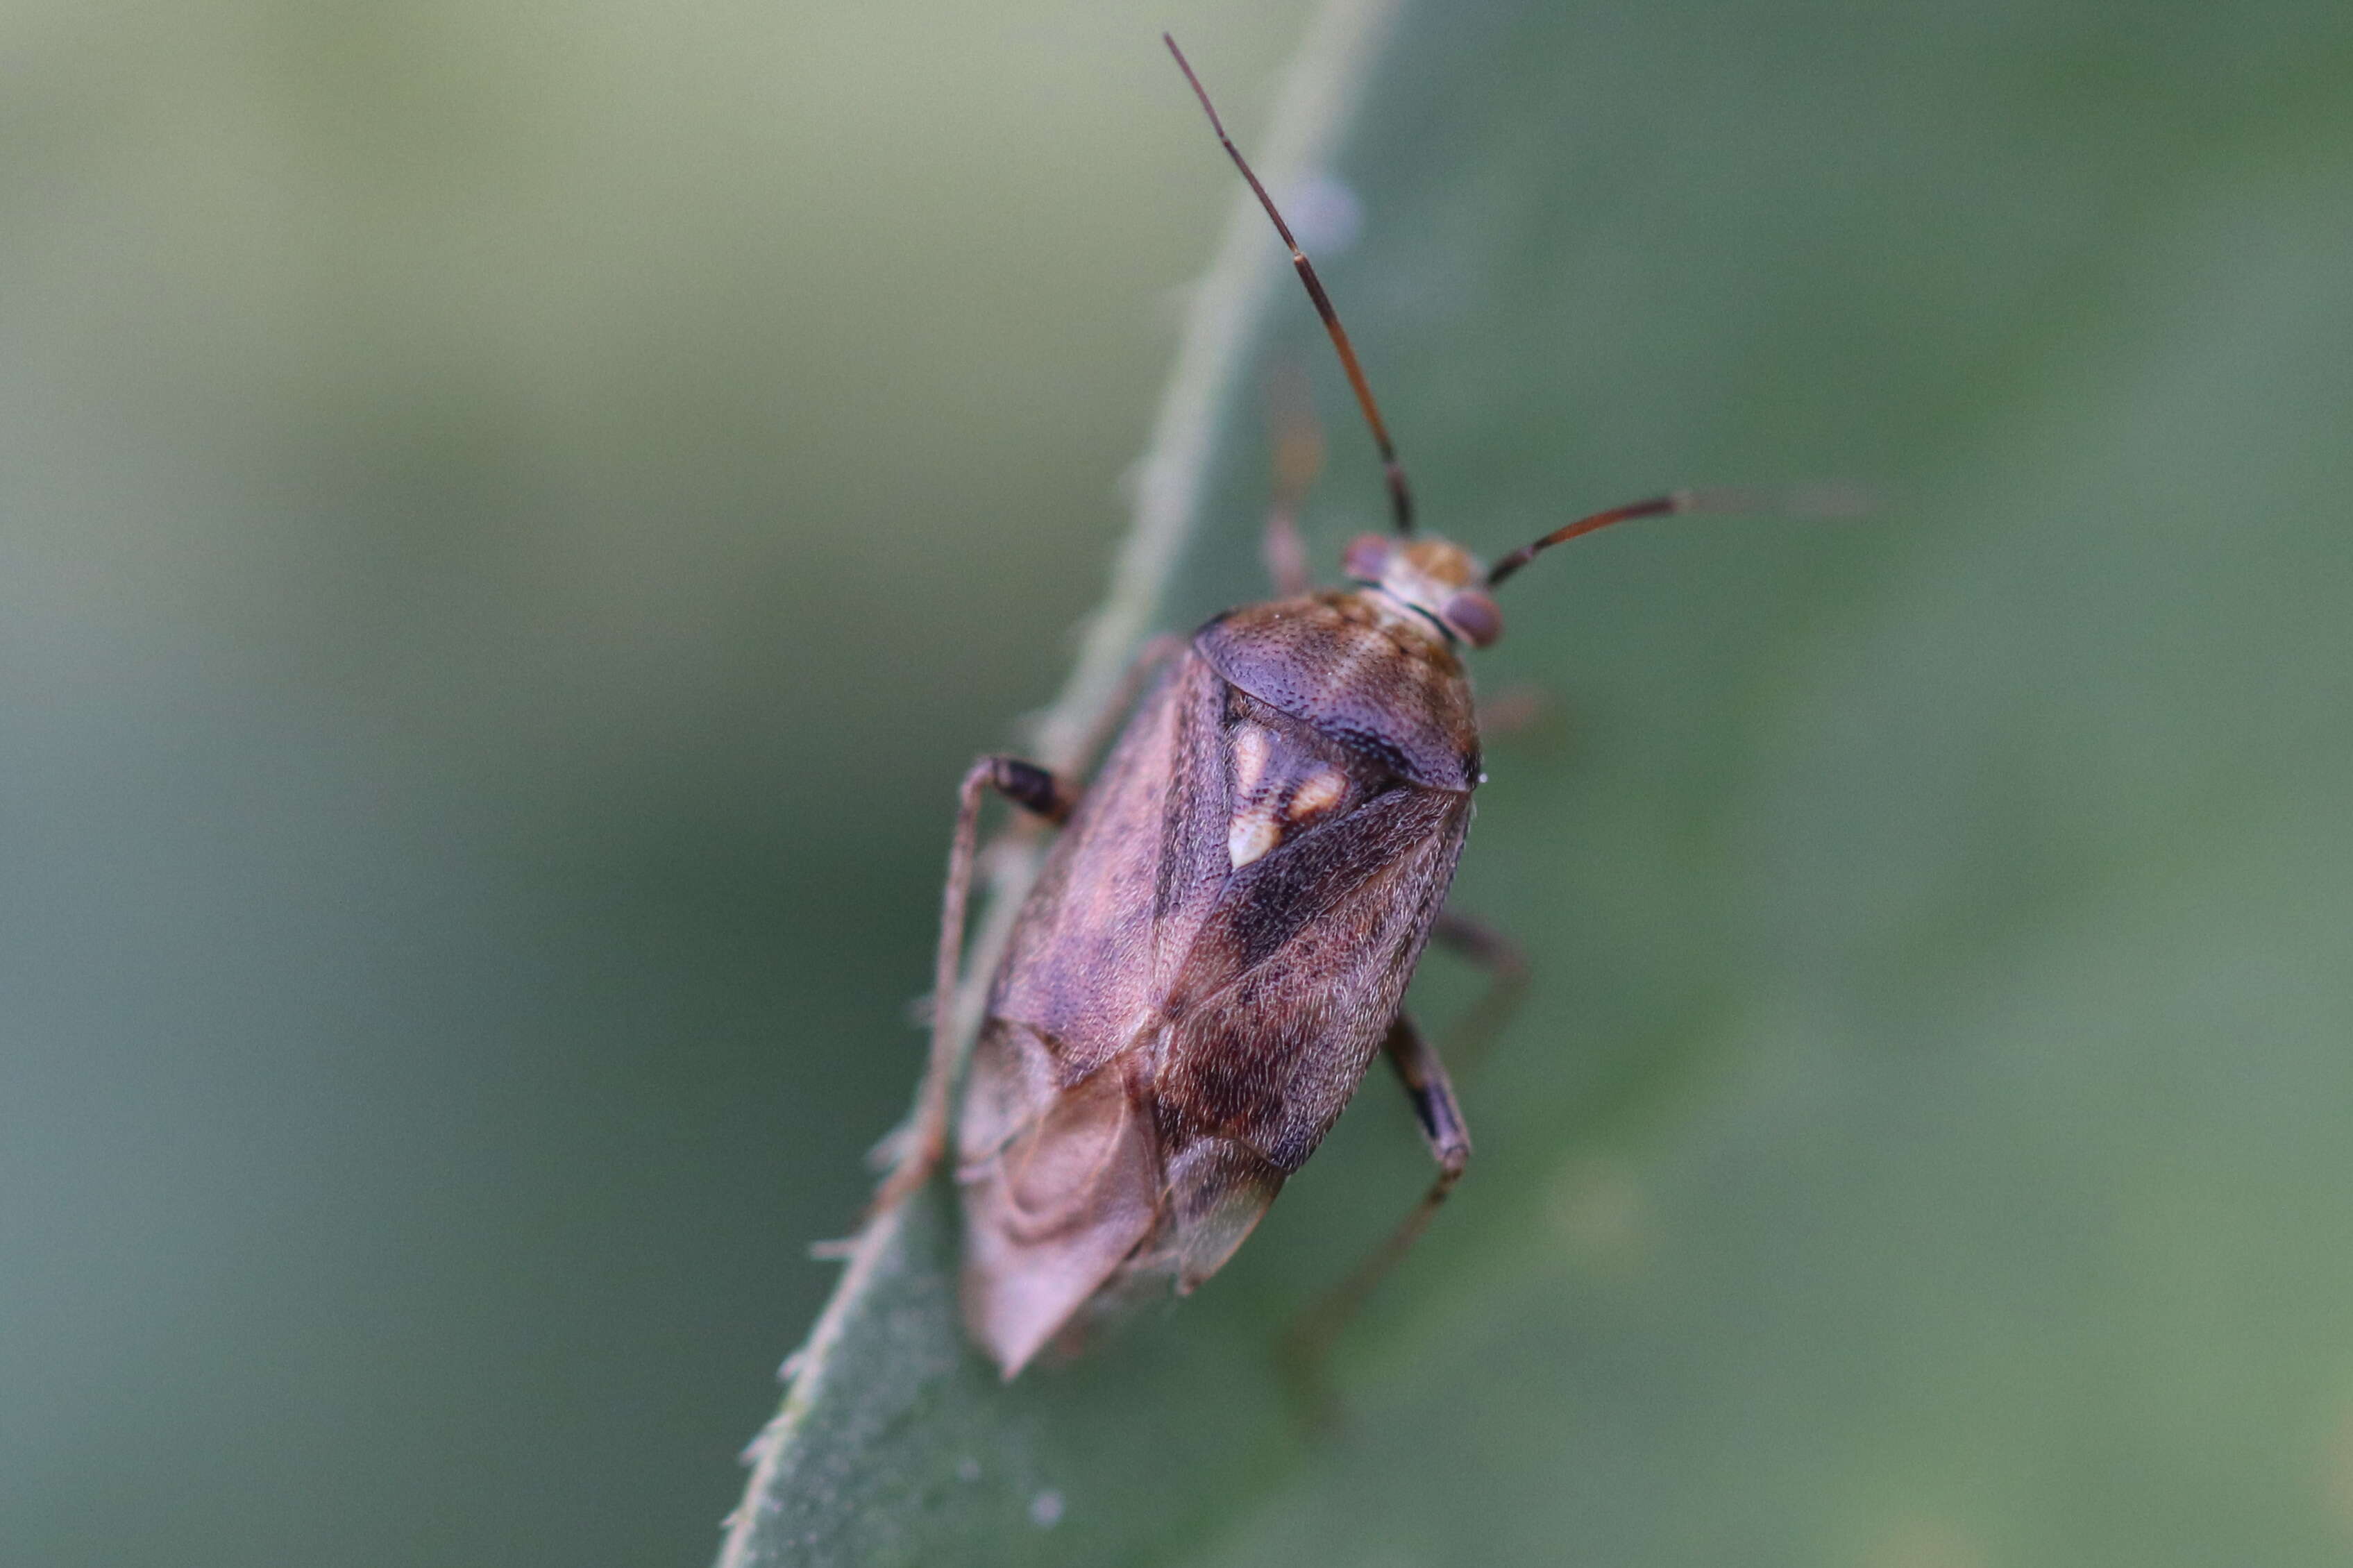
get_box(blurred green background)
[1,1,1310,1561]
[9,0,2353,1565]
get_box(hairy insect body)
[958,593,1477,1374]
[874,37,1798,1385]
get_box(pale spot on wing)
[1287,768,1347,820]
[1228,723,1272,800]
[1227,807,1282,868]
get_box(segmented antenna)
[1164,33,1415,536]
[1485,484,1871,588]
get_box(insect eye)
[1341,534,1394,582]
[1443,589,1503,648]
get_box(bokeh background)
[2,1,1310,1561]
[8,1,2353,1565]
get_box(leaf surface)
[734,1,2353,1562]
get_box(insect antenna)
[1164,33,1415,536]
[1485,482,1870,588]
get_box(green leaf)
[731,1,2353,1562]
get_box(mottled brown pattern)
[955,600,1479,1376]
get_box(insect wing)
[958,638,1474,1372]
[958,1051,1161,1376]
[1156,696,1471,1174]
[1133,761,1470,1299]
[957,656,1225,1374]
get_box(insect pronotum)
[871,35,1830,1382]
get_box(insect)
[872,35,1814,1379]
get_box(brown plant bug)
[870,34,1845,1387]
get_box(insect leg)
[1472,681,1553,739]
[1383,1009,1473,1179]
[868,755,1079,1217]
[1283,1011,1471,1426]
[1262,362,1324,596]
[869,629,1181,1222]
[1428,909,1531,1081]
